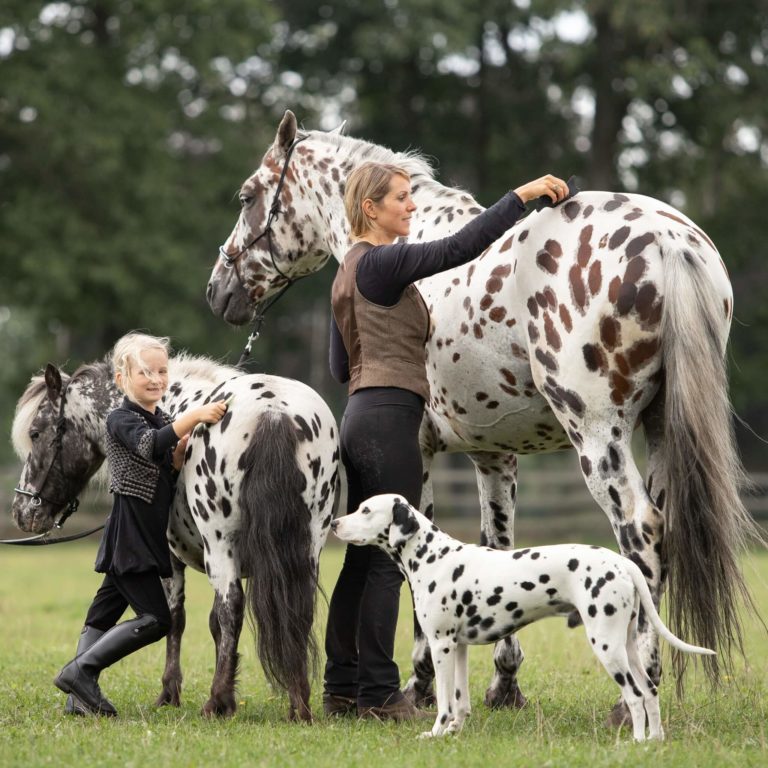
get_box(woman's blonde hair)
[112,332,171,398]
[344,161,411,238]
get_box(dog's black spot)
[505,601,518,611]
[452,565,465,582]
[588,604,597,617]
[462,590,473,605]
[604,603,616,616]
[568,558,579,571]
[521,581,536,591]
[428,581,436,593]
[486,594,501,606]
[614,672,625,686]
[539,574,550,583]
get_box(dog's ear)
[388,499,418,549]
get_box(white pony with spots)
[11,352,339,721]
[207,111,759,718]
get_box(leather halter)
[3,381,104,546]
[217,136,309,366]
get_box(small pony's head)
[11,363,104,533]
[331,493,420,552]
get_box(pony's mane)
[12,370,72,459]
[12,352,237,460]
[168,352,240,385]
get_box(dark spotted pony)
[206,110,761,720]
[11,351,339,720]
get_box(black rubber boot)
[64,626,113,716]
[54,614,164,716]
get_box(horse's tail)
[239,410,318,695]
[659,246,763,686]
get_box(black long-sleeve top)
[329,191,526,383]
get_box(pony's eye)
[30,431,40,441]
[239,194,253,208]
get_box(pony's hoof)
[201,698,236,718]
[604,700,630,728]
[155,687,181,708]
[484,682,527,710]
[288,706,313,724]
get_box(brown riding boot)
[357,692,431,722]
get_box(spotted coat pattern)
[206,113,739,714]
[334,495,714,741]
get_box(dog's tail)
[626,559,716,657]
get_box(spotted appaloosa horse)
[11,353,339,720]
[207,110,759,718]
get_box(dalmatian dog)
[331,493,715,741]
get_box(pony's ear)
[273,110,297,160]
[388,499,418,549]
[44,363,62,403]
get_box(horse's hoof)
[604,700,630,728]
[484,683,527,710]
[201,698,236,718]
[403,682,435,708]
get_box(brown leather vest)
[331,242,431,400]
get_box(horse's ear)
[44,363,62,403]
[273,110,297,160]
[388,499,418,549]
[329,119,347,135]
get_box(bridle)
[4,381,103,546]
[217,136,310,366]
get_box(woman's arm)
[329,314,350,383]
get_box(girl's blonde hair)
[344,161,411,238]
[112,332,171,398]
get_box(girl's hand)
[513,175,569,205]
[197,401,228,425]
[172,434,190,471]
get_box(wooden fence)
[2,457,766,543]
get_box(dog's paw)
[418,730,436,740]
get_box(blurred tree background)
[1,0,766,474]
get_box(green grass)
[1,542,766,767]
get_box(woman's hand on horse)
[514,175,569,205]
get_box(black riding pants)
[84,570,172,635]
[324,387,424,707]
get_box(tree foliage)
[1,0,766,463]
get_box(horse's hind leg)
[467,451,527,710]
[156,554,186,707]
[574,426,665,726]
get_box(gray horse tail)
[659,248,763,687]
[239,410,318,694]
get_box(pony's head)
[11,363,106,533]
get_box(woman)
[324,162,568,721]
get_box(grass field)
[1,541,766,768]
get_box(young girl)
[54,332,227,716]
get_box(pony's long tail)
[239,410,318,695]
[659,248,764,687]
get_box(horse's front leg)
[403,434,437,707]
[468,451,527,710]
[156,553,186,707]
[202,556,244,718]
